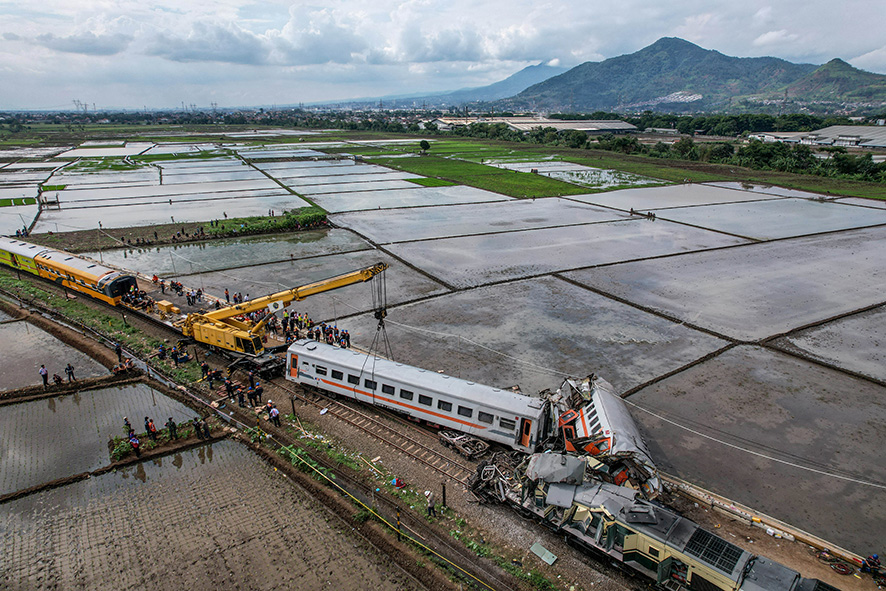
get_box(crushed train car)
[547,375,661,498]
[471,453,838,591]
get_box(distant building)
[646,128,680,135]
[749,125,886,149]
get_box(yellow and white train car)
[0,237,138,306]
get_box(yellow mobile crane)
[176,262,387,366]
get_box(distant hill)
[500,38,886,113]
[371,63,568,108]
[785,58,886,102]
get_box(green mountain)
[786,58,886,102]
[502,38,886,113]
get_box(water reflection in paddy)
[0,383,194,495]
[0,321,106,390]
[83,229,371,276]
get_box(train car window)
[437,400,452,412]
[347,374,359,385]
[458,406,473,418]
[418,394,432,406]
[399,389,414,400]
[648,547,660,558]
[478,411,494,424]
[331,370,343,380]
[381,384,395,395]
[364,379,377,390]
[499,418,516,431]
[315,366,327,376]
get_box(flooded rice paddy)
[771,305,886,382]
[0,321,107,390]
[55,143,155,158]
[2,440,420,590]
[84,228,371,276]
[309,184,512,213]
[331,198,628,244]
[298,179,420,195]
[487,160,663,189]
[0,383,194,495]
[34,194,311,232]
[0,204,39,235]
[387,217,747,288]
[630,345,886,553]
[706,181,828,199]
[834,196,886,210]
[562,226,886,341]
[571,182,782,211]
[654,197,886,240]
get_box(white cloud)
[753,29,800,47]
[1,0,885,109]
[851,45,886,74]
[753,6,772,24]
[145,22,269,64]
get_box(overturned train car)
[286,340,662,496]
[472,453,838,591]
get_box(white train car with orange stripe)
[286,340,661,496]
[285,339,549,452]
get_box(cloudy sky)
[2,0,885,110]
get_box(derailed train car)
[286,339,663,495]
[0,237,138,305]
[286,339,547,452]
[471,453,838,591]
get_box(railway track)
[272,380,478,485]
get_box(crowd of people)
[123,415,212,458]
[37,362,78,389]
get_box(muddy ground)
[1,440,424,591]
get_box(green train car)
[472,453,839,591]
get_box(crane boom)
[202,262,388,321]
[177,262,387,357]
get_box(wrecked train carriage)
[472,453,838,591]
[549,375,661,498]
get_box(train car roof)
[0,237,51,258]
[35,249,122,278]
[738,557,802,591]
[569,474,752,581]
[288,339,545,415]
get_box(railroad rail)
[271,380,477,485]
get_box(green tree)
[672,137,697,159]
[419,139,430,153]
[565,130,588,149]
